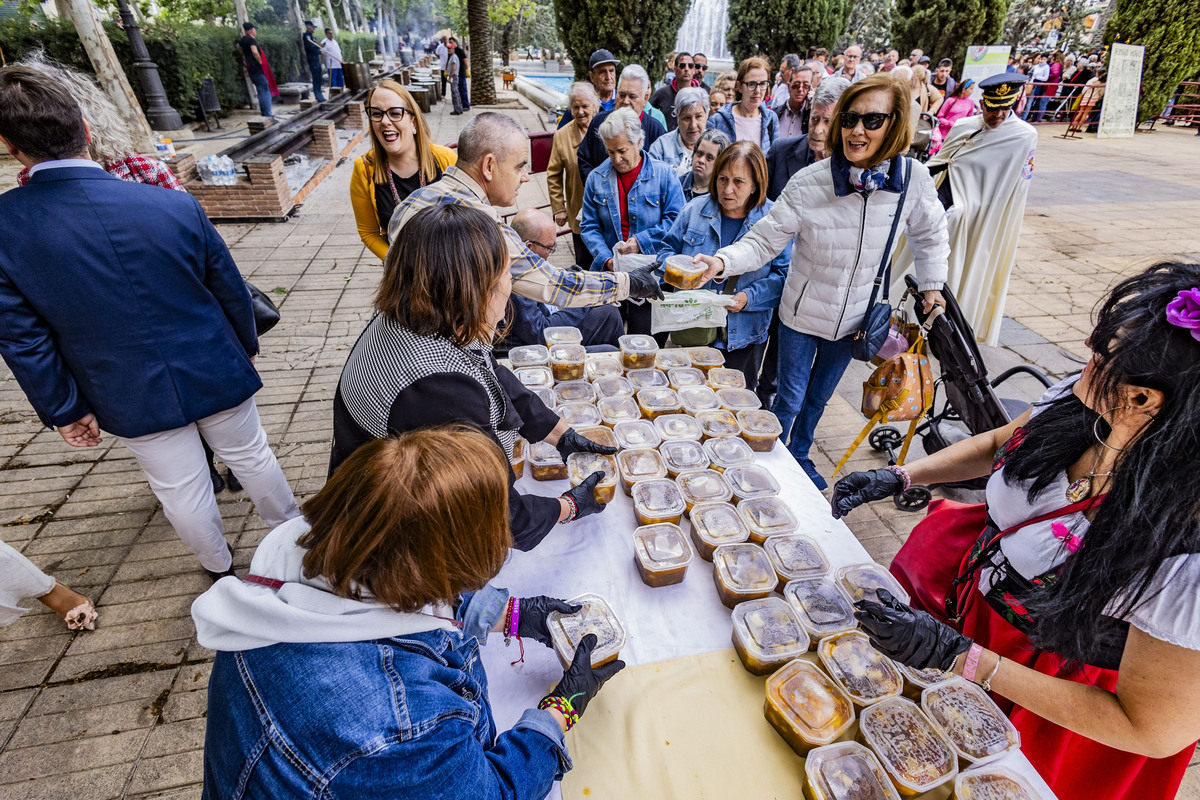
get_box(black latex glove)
[626,265,666,301]
[831,468,905,519]
[556,428,618,460]
[854,588,973,671]
[517,596,580,647]
[561,472,607,521]
[549,633,625,718]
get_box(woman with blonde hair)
[909,63,943,115]
[349,79,456,261]
[547,81,600,266]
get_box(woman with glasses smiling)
[350,79,457,261]
[706,56,780,156]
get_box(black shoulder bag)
[850,157,911,362]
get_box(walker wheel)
[895,485,932,512]
[869,426,903,452]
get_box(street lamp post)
[115,0,183,130]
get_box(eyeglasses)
[677,62,695,69]
[368,106,411,122]
[839,110,894,130]
[741,80,771,90]
[525,239,557,255]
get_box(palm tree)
[467,0,497,104]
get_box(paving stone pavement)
[1,81,1199,798]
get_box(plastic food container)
[516,366,553,390]
[554,380,597,406]
[857,697,958,796]
[688,346,726,372]
[804,742,902,800]
[510,437,526,480]
[763,534,829,584]
[689,501,751,560]
[597,396,641,428]
[654,348,693,371]
[731,596,809,675]
[627,368,669,390]
[722,464,781,503]
[585,353,624,382]
[575,425,618,451]
[654,414,703,443]
[712,543,778,608]
[616,447,668,496]
[954,765,1039,800]
[667,367,707,390]
[509,344,550,369]
[567,452,618,504]
[613,420,662,451]
[896,664,952,699]
[659,439,710,479]
[528,441,567,481]
[703,436,757,472]
[716,387,762,413]
[547,592,625,668]
[738,496,799,544]
[675,468,733,513]
[593,375,635,400]
[921,678,1020,764]
[632,523,692,587]
[835,563,912,607]
[706,367,747,391]
[543,326,583,347]
[679,386,722,415]
[533,387,556,410]
[694,409,741,440]
[818,631,905,707]
[549,343,587,382]
[764,659,856,755]
[636,387,682,420]
[737,409,784,452]
[631,479,686,526]
[663,253,708,290]
[557,402,602,428]
[783,577,860,644]
[619,334,659,370]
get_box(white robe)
[892,112,1038,345]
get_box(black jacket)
[765,134,817,201]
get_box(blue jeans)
[1024,86,1048,121]
[329,67,344,88]
[250,72,273,117]
[772,325,855,489]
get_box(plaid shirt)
[388,166,629,308]
[17,153,185,192]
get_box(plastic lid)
[533,387,556,409]
[659,439,710,474]
[676,469,733,507]
[631,479,686,519]
[528,440,565,468]
[654,349,693,371]
[619,333,659,354]
[712,543,778,594]
[704,436,757,469]
[593,375,635,399]
[695,408,741,437]
[765,660,856,748]
[763,534,830,581]
[627,368,669,389]
[549,343,587,364]
[585,353,624,381]
[804,742,902,800]
[509,344,550,368]
[834,563,911,607]
[597,396,641,426]
[654,414,703,442]
[706,367,747,390]
[731,597,808,664]
[954,764,1039,800]
[667,367,707,390]
[567,452,617,489]
[633,523,692,572]
[921,678,1020,763]
[575,425,617,450]
[663,253,707,277]
[637,387,682,413]
[817,631,905,707]
[857,697,957,794]
[554,380,597,405]
[690,501,751,549]
[547,592,626,668]
[783,578,859,638]
[543,326,583,346]
[723,465,781,502]
[679,386,721,414]
[515,366,553,389]
[617,447,668,484]
[614,420,663,450]
[688,346,725,367]
[717,387,762,412]
[738,409,784,438]
[896,663,951,691]
[738,497,799,538]
[558,402,602,428]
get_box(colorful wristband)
[961,643,983,682]
[538,694,579,730]
[508,597,520,639]
[886,464,912,492]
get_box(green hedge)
[0,17,377,122]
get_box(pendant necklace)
[1065,446,1114,503]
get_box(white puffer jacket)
[716,155,949,341]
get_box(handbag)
[245,281,281,335]
[849,157,912,362]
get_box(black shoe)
[205,542,237,583]
[210,468,225,494]
[225,470,243,493]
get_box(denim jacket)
[657,195,789,351]
[580,152,684,272]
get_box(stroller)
[868,276,1054,511]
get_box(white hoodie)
[191,517,458,652]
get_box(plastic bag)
[650,290,738,334]
[611,250,658,273]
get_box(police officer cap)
[978,73,1029,110]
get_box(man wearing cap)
[238,22,272,118]
[891,73,1037,346]
[557,49,620,130]
[302,21,326,102]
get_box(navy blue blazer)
[766,134,817,201]
[0,166,261,438]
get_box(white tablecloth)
[480,441,1057,800]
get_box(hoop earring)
[1093,406,1130,452]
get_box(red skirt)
[957,598,1194,800]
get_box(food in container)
[953,765,1039,800]
[593,375,635,399]
[667,367,707,390]
[554,380,597,406]
[631,479,686,525]
[706,367,747,390]
[654,348,693,371]
[509,344,550,368]
[857,697,957,795]
[737,409,784,452]
[585,353,624,382]
[547,592,625,668]
[731,596,808,674]
[533,387,556,410]
[659,439,710,478]
[703,436,757,472]
[516,366,553,389]
[921,678,1020,764]
[783,577,860,644]
[543,326,583,347]
[654,413,703,442]
[528,441,567,481]
[632,523,692,587]
[835,563,911,606]
[549,343,587,382]
[567,452,617,504]
[557,401,602,428]
[694,408,741,440]
[689,501,751,560]
[675,468,733,512]
[817,631,905,707]
[636,387,682,420]
[688,346,726,372]
[510,437,526,480]
[613,420,662,451]
[763,659,855,755]
[575,425,617,451]
[597,396,641,428]
[619,334,659,370]
[722,464,781,503]
[716,387,762,413]
[896,664,951,699]
[663,253,709,290]
[627,368,669,390]
[738,496,799,544]
[804,742,902,800]
[679,386,722,415]
[712,543,777,608]
[616,447,668,496]
[763,533,829,583]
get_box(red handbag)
[889,498,987,624]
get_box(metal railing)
[1009,79,1103,125]
[1147,81,1200,131]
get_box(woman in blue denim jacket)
[658,141,789,389]
[705,56,780,156]
[193,429,623,800]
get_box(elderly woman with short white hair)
[648,86,710,174]
[548,81,601,266]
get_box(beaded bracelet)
[961,643,983,682]
[886,464,912,492]
[538,694,579,730]
[560,493,578,523]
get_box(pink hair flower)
[1051,521,1083,554]
[1165,287,1200,342]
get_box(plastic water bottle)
[197,156,214,184]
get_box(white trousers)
[119,397,300,571]
[0,538,56,627]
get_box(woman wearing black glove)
[538,634,625,729]
[854,588,972,671]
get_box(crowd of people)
[1,31,1199,800]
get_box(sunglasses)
[695,64,708,71]
[677,62,696,69]
[839,111,894,130]
[368,106,411,122]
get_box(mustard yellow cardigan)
[350,143,457,260]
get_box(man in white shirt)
[832,44,870,82]
[436,36,449,96]
[321,28,343,90]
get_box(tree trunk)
[231,0,258,110]
[341,0,357,33]
[352,0,367,41]
[467,0,496,104]
[323,0,340,35]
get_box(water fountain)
[676,0,730,60]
